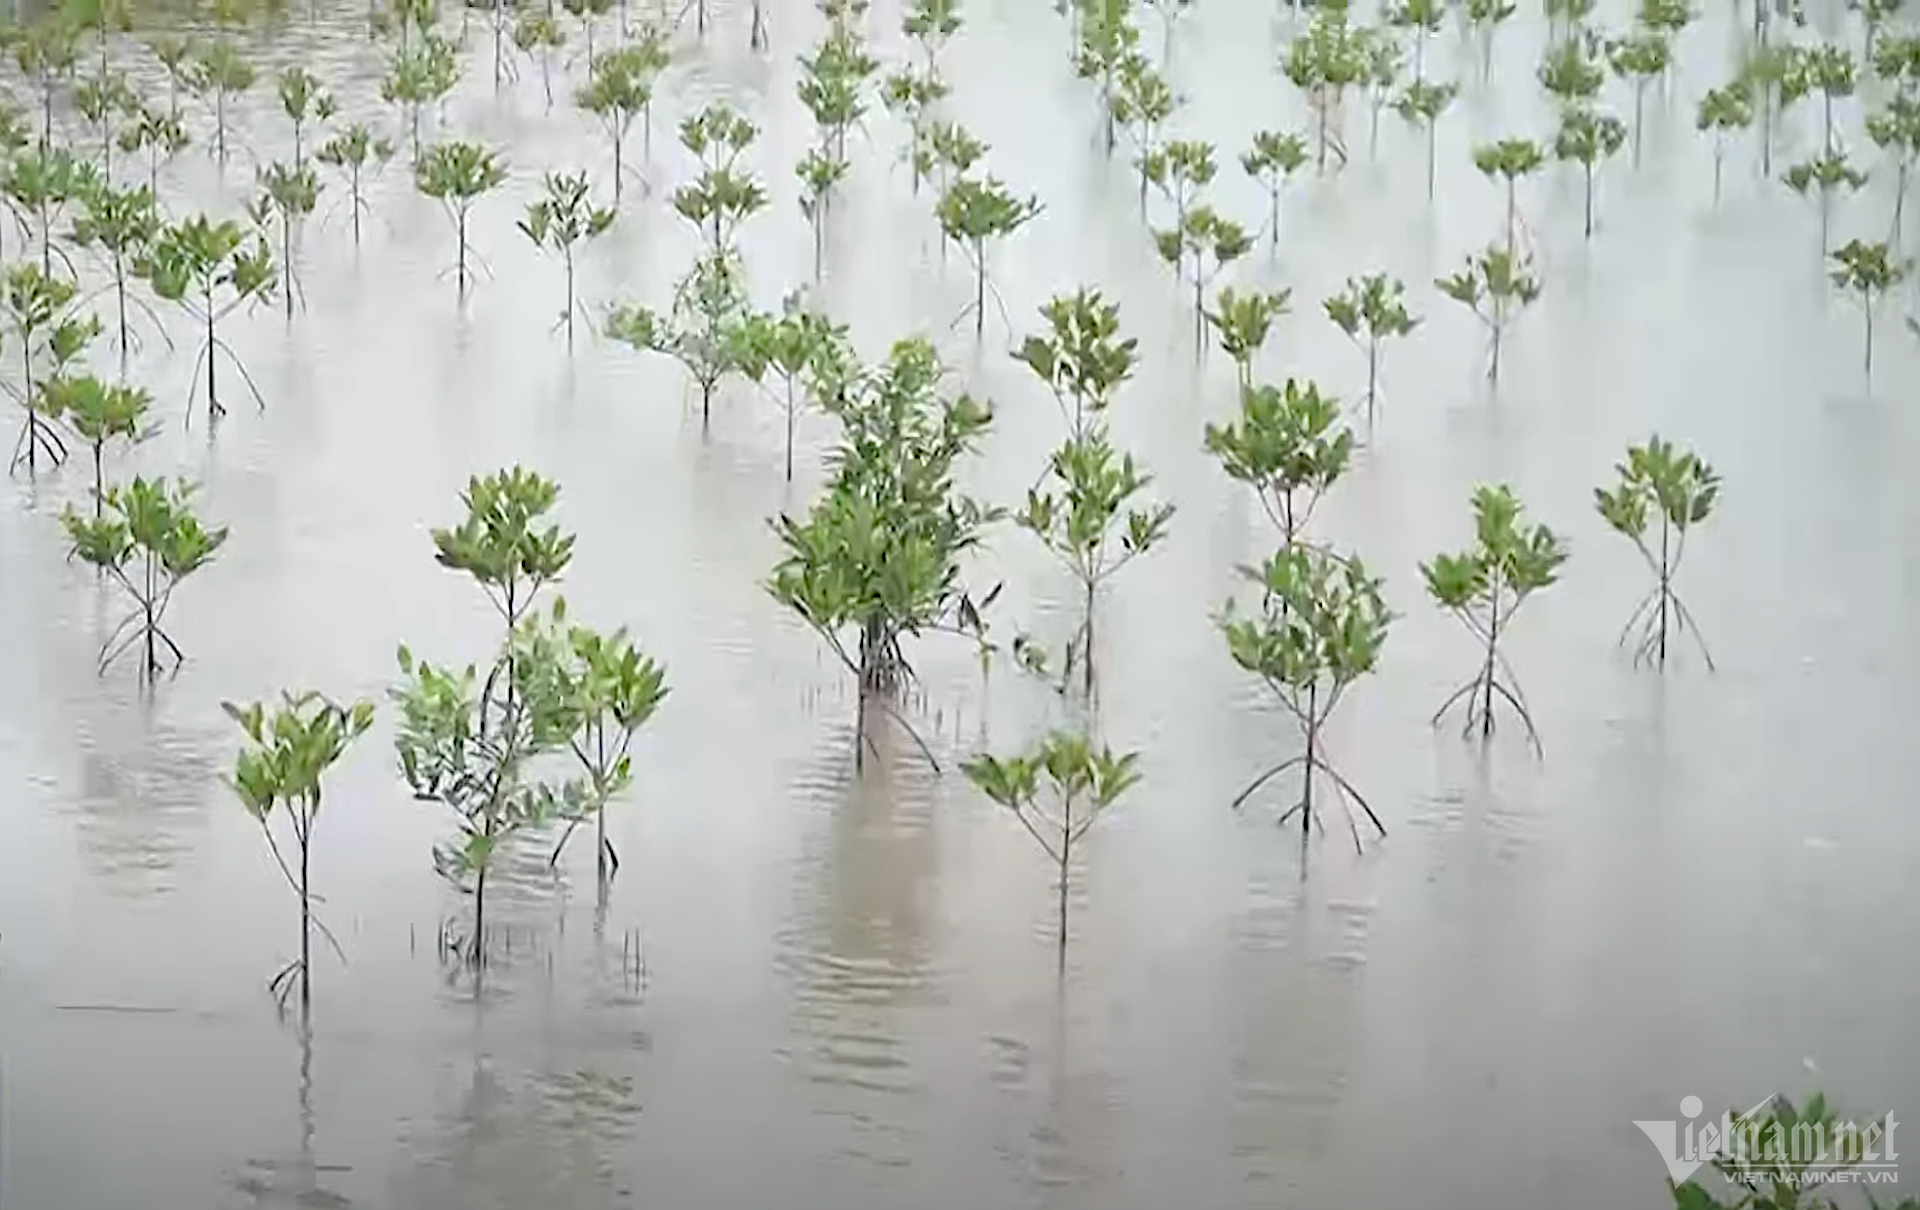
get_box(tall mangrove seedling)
[1220,543,1391,862]
[222,691,376,1013]
[1204,378,1354,549]
[1142,138,1214,234]
[1113,56,1175,213]
[731,295,850,480]
[62,476,229,681]
[1284,11,1364,172]
[1473,137,1544,258]
[672,102,769,257]
[186,38,256,168]
[120,105,191,195]
[316,124,396,248]
[415,140,507,300]
[1423,484,1567,753]
[73,69,138,179]
[4,262,98,476]
[15,16,79,151]
[1783,145,1867,256]
[608,250,751,426]
[1074,0,1140,156]
[1594,436,1719,671]
[1241,129,1308,249]
[767,338,999,771]
[577,43,659,208]
[249,161,321,318]
[1016,286,1140,442]
[798,25,876,165]
[1323,273,1417,428]
[140,214,277,423]
[962,731,1140,968]
[1437,245,1541,387]
[1696,83,1755,207]
[1154,205,1251,344]
[513,12,565,110]
[391,467,580,967]
[1554,104,1626,237]
[882,65,950,197]
[42,373,153,513]
[1203,286,1290,393]
[1865,91,1920,242]
[5,146,100,280]
[382,34,458,162]
[276,66,335,168]
[938,175,1042,337]
[1829,238,1905,380]
[519,169,614,349]
[1392,77,1458,202]
[1606,30,1670,167]
[70,182,165,358]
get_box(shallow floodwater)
[2,0,1918,1204]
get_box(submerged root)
[1431,670,1544,757]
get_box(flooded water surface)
[3,0,1919,1204]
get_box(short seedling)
[69,182,166,359]
[316,124,396,247]
[62,476,229,681]
[1359,31,1401,157]
[1155,205,1251,345]
[963,731,1140,967]
[73,69,138,179]
[119,106,192,196]
[276,66,335,168]
[577,44,660,207]
[767,338,999,771]
[1696,82,1755,207]
[4,262,98,476]
[42,373,154,515]
[1829,238,1906,379]
[938,175,1042,337]
[140,214,277,424]
[1113,57,1176,212]
[415,140,507,300]
[882,66,950,197]
[1607,30,1670,167]
[672,102,769,257]
[608,250,751,425]
[1203,377,1354,548]
[1437,244,1541,387]
[1472,137,1544,259]
[1203,286,1291,393]
[222,691,376,1013]
[1284,12,1364,172]
[1422,484,1567,753]
[518,169,614,348]
[1323,273,1418,428]
[1594,435,1720,671]
[391,467,579,968]
[730,293,850,480]
[1219,543,1392,862]
[1240,130,1308,249]
[1553,105,1627,237]
[186,39,256,168]
[1392,78,1458,202]
[249,160,322,319]
[1142,138,1215,238]
[1783,145,1867,256]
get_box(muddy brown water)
[2,0,1919,1205]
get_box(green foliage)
[381,33,458,161]
[1284,10,1366,170]
[1241,129,1308,246]
[797,24,877,162]
[578,43,664,207]
[3,260,97,475]
[1113,56,1176,208]
[1783,145,1867,254]
[69,184,162,359]
[882,65,950,195]
[518,169,614,347]
[607,249,752,425]
[730,294,851,480]
[1204,378,1353,545]
[62,476,228,680]
[1538,31,1605,107]
[1220,543,1391,857]
[1607,29,1670,164]
[276,65,335,165]
[41,373,153,513]
[1203,286,1291,392]
[139,213,276,421]
[1829,238,1907,377]
[1594,435,1719,670]
[1554,104,1627,236]
[1670,1093,1909,1209]
[796,146,849,278]
[1865,91,1920,240]
[1016,287,1139,437]
[1154,204,1249,341]
[1074,0,1141,155]
[512,12,565,109]
[73,68,137,174]
[249,159,322,318]
[961,730,1141,961]
[1392,77,1458,199]
[4,145,101,280]
[1697,82,1754,204]
[414,140,507,299]
[185,38,255,164]
[222,690,376,1010]
[937,174,1042,336]
[766,337,998,771]
[1437,245,1540,386]
[1422,484,1566,752]
[316,123,395,247]
[118,105,191,194]
[672,102,768,255]
[1322,273,1416,428]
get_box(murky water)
[3,0,1919,1204]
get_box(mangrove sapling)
[1866,92,1920,242]
[69,181,166,358]
[1636,0,1693,35]
[73,69,138,178]
[672,103,769,257]
[1437,245,1541,387]
[578,45,658,208]
[798,28,877,165]
[1463,0,1518,78]
[62,475,229,681]
[1802,42,1856,153]
[3,262,97,475]
[1203,286,1291,393]
[1743,41,1810,179]
[147,36,195,120]
[904,0,963,78]
[1219,543,1391,861]
[119,106,191,196]
[1141,138,1214,234]
[1203,378,1355,550]
[382,34,458,162]
[221,691,376,1012]
[919,119,986,205]
[391,467,580,967]
[1783,146,1868,257]
[519,170,614,349]
[882,67,949,197]
[560,0,616,65]
[1830,238,1906,378]
[1388,0,1445,81]
[1153,204,1251,345]
[607,250,751,424]
[961,732,1140,967]
[1240,130,1308,250]
[796,148,848,280]
[1543,0,1596,32]
[1284,13,1364,172]
[1594,435,1720,671]
[1113,56,1175,213]
[140,214,277,423]
[1553,104,1627,237]
[767,337,1000,772]
[415,140,507,300]
[1392,77,1458,202]
[276,66,335,169]
[42,373,153,514]
[1697,82,1755,207]
[186,39,256,168]
[512,13,565,109]
[1323,273,1417,428]
[1359,32,1401,158]
[1473,137,1543,259]
[731,295,849,480]
[1607,30,1671,167]
[316,124,395,247]
[938,175,1042,337]
[1017,427,1174,694]
[1537,30,1605,112]
[5,146,99,280]
[1073,0,1140,155]
[1422,483,1567,752]
[1855,0,1901,62]
[1016,287,1138,448]
[249,161,321,319]
[14,18,79,151]
[535,613,670,884]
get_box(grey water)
[1,0,1918,1205]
